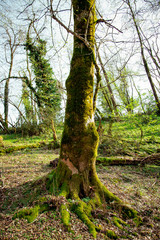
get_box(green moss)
[37,196,48,204]
[13,206,40,223]
[87,193,102,211]
[113,216,128,230]
[46,170,56,194]
[102,185,121,203]
[118,204,142,226]
[2,143,41,154]
[13,197,55,223]
[104,218,110,223]
[133,216,143,226]
[83,201,92,217]
[93,192,102,205]
[96,157,113,165]
[106,230,118,239]
[59,182,69,198]
[72,201,97,238]
[69,174,81,198]
[60,204,70,228]
[39,203,50,212]
[120,204,138,219]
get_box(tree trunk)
[0,114,9,132]
[53,2,139,235]
[14,1,140,238]
[51,119,57,141]
[4,53,13,129]
[126,0,160,114]
[100,82,114,113]
[96,45,119,116]
[57,0,99,198]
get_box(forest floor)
[0,147,160,240]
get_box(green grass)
[0,115,160,156]
[0,127,62,154]
[2,134,51,145]
[98,115,160,156]
[0,124,160,239]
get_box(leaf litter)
[0,148,160,239]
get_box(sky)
[0,0,159,124]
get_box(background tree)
[2,24,21,129]
[125,0,160,114]
[96,44,119,117]
[114,67,135,114]
[24,25,61,136]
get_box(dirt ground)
[0,149,160,239]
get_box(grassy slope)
[98,115,160,156]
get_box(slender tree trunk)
[132,78,146,113]
[100,82,114,113]
[4,79,9,128]
[126,0,160,114]
[4,53,13,128]
[51,119,57,141]
[96,45,119,116]
[0,114,9,132]
[26,51,37,125]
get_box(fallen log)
[139,153,160,166]
[96,153,160,166]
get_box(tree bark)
[4,27,18,129]
[54,1,138,223]
[14,1,140,237]
[56,0,99,198]
[4,54,13,129]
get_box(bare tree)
[96,43,119,116]
[125,0,160,114]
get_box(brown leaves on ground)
[0,149,160,239]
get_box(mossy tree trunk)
[14,1,141,238]
[54,0,138,219]
[56,0,100,199]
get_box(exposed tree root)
[13,169,142,239]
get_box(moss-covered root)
[116,203,142,226]
[113,216,128,230]
[60,203,71,230]
[106,230,118,239]
[13,205,44,223]
[72,201,101,239]
[101,184,141,224]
